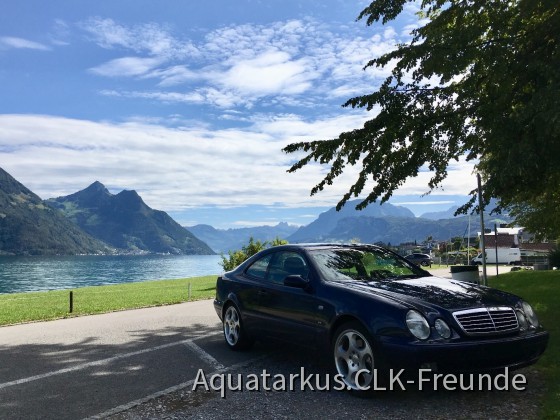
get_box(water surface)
[0,254,223,294]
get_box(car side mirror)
[284,275,310,291]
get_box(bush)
[220,237,288,271]
[548,247,560,268]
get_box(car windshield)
[309,247,427,282]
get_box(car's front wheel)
[332,322,376,391]
[223,304,253,350]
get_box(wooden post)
[69,291,74,313]
[188,283,191,301]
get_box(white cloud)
[0,36,50,51]
[80,17,198,59]
[90,56,164,77]
[219,50,317,95]
[0,114,343,210]
[150,65,200,87]
[98,88,239,107]
[0,114,476,215]
[1,5,463,227]
[81,16,408,109]
[393,158,477,197]
[48,19,71,46]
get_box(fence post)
[188,283,191,301]
[69,291,74,313]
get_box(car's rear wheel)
[223,304,253,350]
[332,322,376,391]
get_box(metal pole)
[477,174,488,285]
[467,215,471,263]
[494,223,499,277]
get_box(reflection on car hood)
[340,276,519,311]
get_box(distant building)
[477,226,555,265]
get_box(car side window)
[267,251,309,284]
[245,254,272,280]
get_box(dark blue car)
[214,244,548,390]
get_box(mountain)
[186,222,298,253]
[288,200,415,243]
[420,206,460,220]
[47,182,214,255]
[287,200,511,245]
[420,199,506,220]
[0,168,111,255]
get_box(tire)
[420,261,429,266]
[332,322,377,391]
[222,304,253,350]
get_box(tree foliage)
[284,0,560,237]
[220,237,288,271]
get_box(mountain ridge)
[187,222,298,253]
[286,200,511,245]
[1,165,511,255]
[0,168,112,255]
[47,182,214,255]
[288,200,415,243]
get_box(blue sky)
[0,0,476,228]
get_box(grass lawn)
[489,270,559,419]
[0,270,557,417]
[0,275,218,326]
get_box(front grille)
[453,307,519,336]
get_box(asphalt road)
[0,300,228,419]
[0,265,541,420]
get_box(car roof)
[269,243,386,251]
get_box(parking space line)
[184,340,226,371]
[85,354,269,419]
[0,333,221,391]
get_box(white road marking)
[0,333,221,391]
[85,355,269,419]
[184,339,226,371]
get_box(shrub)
[548,247,560,268]
[220,237,288,271]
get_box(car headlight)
[516,310,528,331]
[434,318,451,339]
[521,301,539,327]
[406,310,430,340]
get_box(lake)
[0,254,224,294]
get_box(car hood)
[338,276,519,311]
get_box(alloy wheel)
[334,327,374,390]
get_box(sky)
[0,0,477,229]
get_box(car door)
[235,252,274,332]
[252,250,327,346]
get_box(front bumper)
[380,330,549,373]
[213,299,223,320]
